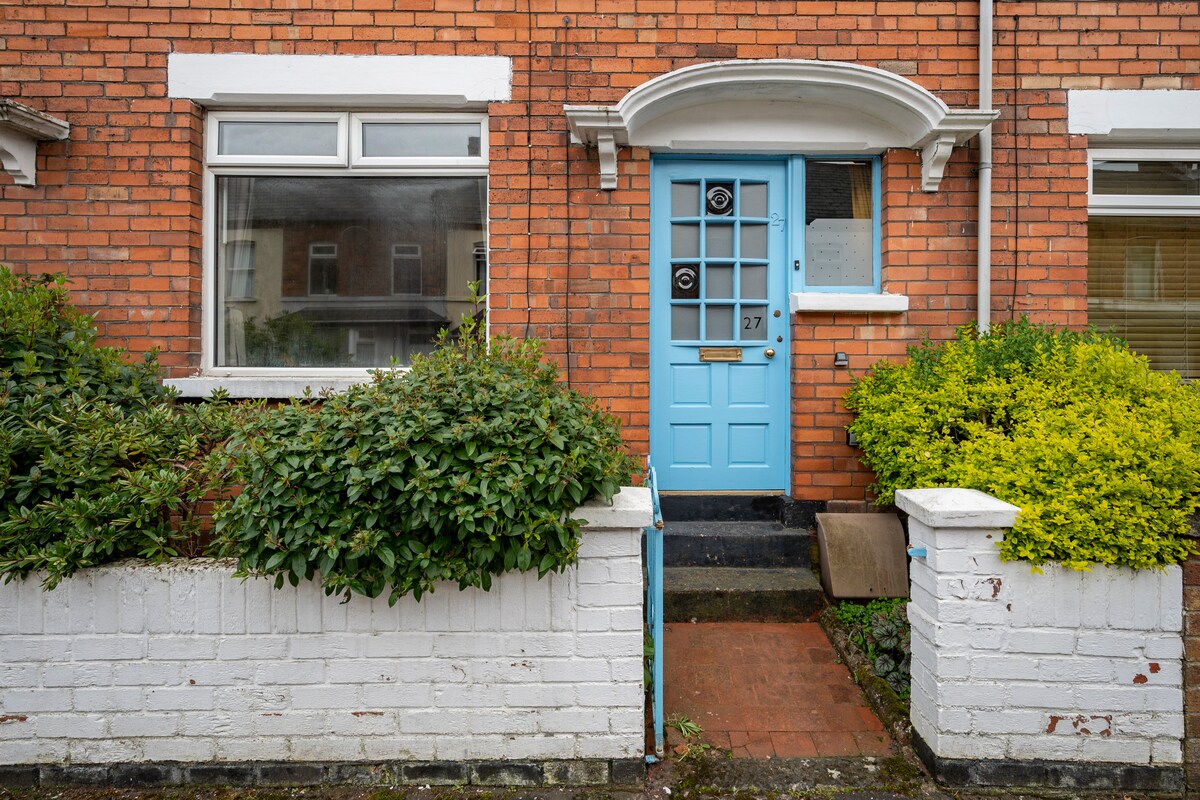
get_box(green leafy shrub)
[832,598,911,698]
[213,314,639,602]
[0,268,242,588]
[845,319,1200,570]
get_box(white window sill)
[165,376,374,399]
[789,292,909,313]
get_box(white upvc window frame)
[351,112,488,169]
[207,111,349,167]
[1088,147,1200,217]
[192,110,489,394]
[307,242,339,296]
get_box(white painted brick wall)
[0,489,651,766]
[897,488,1184,766]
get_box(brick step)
[663,520,811,569]
[663,566,826,623]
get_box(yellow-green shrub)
[845,320,1200,570]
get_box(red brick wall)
[2,0,1198,501]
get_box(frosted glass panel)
[742,224,767,259]
[672,224,700,258]
[218,121,339,157]
[740,305,768,341]
[706,265,734,298]
[672,182,701,216]
[672,305,700,340]
[741,265,767,299]
[361,123,480,158]
[706,305,734,340]
[741,183,767,217]
[706,224,734,258]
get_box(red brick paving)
[663,622,893,759]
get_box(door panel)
[650,160,789,492]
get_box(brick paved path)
[663,622,892,759]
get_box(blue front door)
[650,159,790,492]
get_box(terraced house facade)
[1,0,1198,506]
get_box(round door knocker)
[705,184,734,216]
[672,265,699,297]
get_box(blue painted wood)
[643,461,665,759]
[650,159,790,492]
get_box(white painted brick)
[464,709,538,735]
[0,665,38,688]
[67,574,96,634]
[499,733,576,759]
[538,708,604,733]
[193,571,223,636]
[1037,657,1114,683]
[145,687,215,711]
[168,571,197,633]
[503,683,576,708]
[969,709,1046,735]
[213,684,289,711]
[289,685,361,709]
[252,710,329,736]
[1114,660,1182,687]
[183,662,256,686]
[74,688,144,712]
[1076,630,1154,658]
[0,738,69,764]
[244,578,274,635]
[1121,711,1184,737]
[1006,734,1084,761]
[295,583,324,633]
[327,660,400,685]
[218,637,288,660]
[543,658,610,683]
[110,714,179,738]
[968,655,1039,681]
[180,711,254,737]
[1152,737,1184,764]
[1004,628,1076,655]
[609,708,644,734]
[15,581,43,635]
[1106,572,1135,629]
[361,736,437,760]
[220,577,246,634]
[270,583,299,633]
[418,589,451,632]
[69,738,142,762]
[143,576,172,634]
[577,682,644,708]
[291,736,365,760]
[3,688,73,713]
[3,637,65,663]
[1160,569,1183,632]
[576,607,611,631]
[112,662,182,686]
[401,709,470,734]
[141,736,217,762]
[576,630,640,659]
[328,711,398,736]
[256,660,325,685]
[433,633,505,658]
[522,581,552,631]
[72,635,146,661]
[148,637,218,661]
[576,733,642,759]
[42,584,70,634]
[434,734,507,760]
[434,683,506,708]
[511,632,577,658]
[1145,635,1184,659]
[216,737,292,761]
[1007,682,1080,709]
[362,632,434,659]
[41,663,113,687]
[609,657,642,683]
[1080,736,1152,763]
[360,684,434,708]
[36,714,108,739]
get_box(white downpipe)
[977,0,994,334]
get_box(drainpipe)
[977,0,994,334]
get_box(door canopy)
[564,60,996,192]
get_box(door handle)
[763,348,776,359]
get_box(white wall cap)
[789,292,909,313]
[895,488,1019,530]
[574,487,653,531]
[165,376,368,399]
[0,99,70,186]
[1068,90,1200,140]
[168,54,512,107]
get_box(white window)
[391,244,422,295]
[206,111,487,372]
[1087,148,1200,379]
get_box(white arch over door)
[565,59,995,191]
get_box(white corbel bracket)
[0,99,70,187]
[920,134,957,192]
